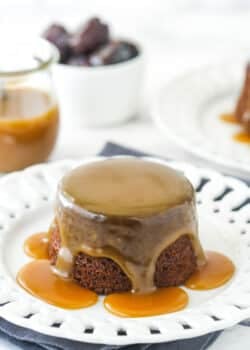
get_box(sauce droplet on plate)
[104,287,188,317]
[17,260,98,309]
[24,232,49,259]
[185,251,235,290]
[220,113,239,124]
[233,131,250,144]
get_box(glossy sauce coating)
[185,251,235,290]
[105,251,235,317]
[0,88,59,172]
[17,260,98,309]
[61,158,194,217]
[24,232,49,259]
[21,233,187,315]
[54,158,206,293]
[20,232,235,315]
[104,287,188,317]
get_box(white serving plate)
[152,61,250,180]
[0,158,249,345]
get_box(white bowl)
[52,51,144,128]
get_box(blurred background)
[1,0,250,161]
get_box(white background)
[0,0,250,348]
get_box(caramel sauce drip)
[24,232,49,259]
[104,250,235,317]
[0,88,59,172]
[17,260,98,309]
[219,113,250,144]
[19,231,234,315]
[54,158,206,293]
[104,287,188,317]
[185,251,235,290]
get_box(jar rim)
[0,38,59,77]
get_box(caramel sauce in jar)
[104,287,188,317]
[17,260,98,309]
[185,251,235,290]
[0,88,59,172]
[24,232,49,259]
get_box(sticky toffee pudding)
[17,158,235,317]
[50,158,206,294]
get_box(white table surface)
[0,3,250,348]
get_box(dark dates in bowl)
[43,18,143,127]
[43,18,139,67]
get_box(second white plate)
[152,61,250,179]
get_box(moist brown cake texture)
[48,222,197,295]
[235,63,250,134]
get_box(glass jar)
[0,38,59,172]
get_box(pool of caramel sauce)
[24,232,49,259]
[18,233,235,317]
[0,88,59,172]
[220,113,250,144]
[104,287,188,317]
[185,251,235,290]
[17,260,97,309]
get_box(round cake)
[48,157,206,295]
